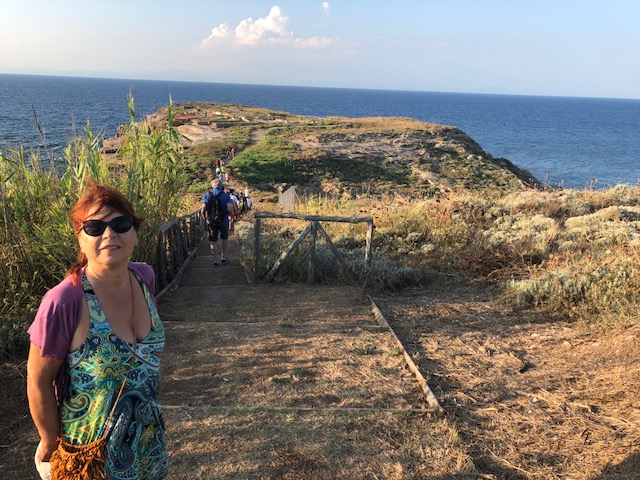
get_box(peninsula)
[104,102,540,196]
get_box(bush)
[258,185,640,329]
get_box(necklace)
[128,270,138,349]
[122,270,141,378]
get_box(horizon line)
[1,71,638,103]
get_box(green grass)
[232,134,305,188]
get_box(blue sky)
[1,0,638,99]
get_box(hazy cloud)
[201,5,333,48]
[292,36,333,48]
[323,2,330,16]
[0,35,18,47]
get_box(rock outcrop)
[105,102,540,194]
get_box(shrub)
[267,185,640,329]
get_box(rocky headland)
[104,102,540,196]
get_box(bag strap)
[96,376,128,439]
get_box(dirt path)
[156,236,463,479]
[2,229,638,479]
[157,230,640,479]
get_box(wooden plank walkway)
[157,234,432,478]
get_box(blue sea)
[1,73,639,189]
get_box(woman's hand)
[36,438,57,462]
[35,441,53,479]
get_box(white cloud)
[234,6,289,46]
[323,2,330,16]
[204,23,232,43]
[200,5,333,49]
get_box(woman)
[27,181,168,479]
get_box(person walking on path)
[201,178,234,266]
[228,188,240,231]
[244,187,252,211]
[202,185,213,205]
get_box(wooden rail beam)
[255,211,372,224]
[261,222,313,283]
[252,211,374,284]
[369,296,442,412]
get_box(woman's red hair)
[67,180,144,284]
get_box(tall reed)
[0,95,186,325]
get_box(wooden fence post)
[178,219,186,262]
[365,220,374,267]
[308,221,317,284]
[169,225,179,281]
[253,217,261,283]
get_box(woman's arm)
[27,343,63,462]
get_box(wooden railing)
[253,211,374,284]
[155,209,206,299]
[153,209,375,290]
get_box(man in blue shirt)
[201,179,235,265]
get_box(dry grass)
[322,116,453,133]
[156,280,480,479]
[160,319,475,479]
[161,322,418,409]
[165,409,470,480]
[374,283,640,480]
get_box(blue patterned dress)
[58,271,168,479]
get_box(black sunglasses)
[82,216,134,237]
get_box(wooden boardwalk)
[156,235,433,478]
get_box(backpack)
[206,190,224,225]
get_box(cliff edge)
[108,102,539,195]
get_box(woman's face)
[77,206,138,270]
